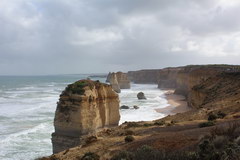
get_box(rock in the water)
[52,80,120,153]
[116,72,131,89]
[107,72,131,93]
[137,92,147,100]
[109,73,121,93]
[120,105,130,109]
[106,72,112,83]
[133,105,139,109]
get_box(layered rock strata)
[52,80,120,153]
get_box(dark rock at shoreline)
[120,105,130,109]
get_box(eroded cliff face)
[157,68,181,88]
[174,66,231,97]
[128,65,240,108]
[127,69,160,84]
[52,80,120,153]
[189,72,240,110]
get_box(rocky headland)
[40,65,240,160]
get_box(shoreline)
[155,89,191,115]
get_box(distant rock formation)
[107,72,131,93]
[109,73,121,93]
[137,92,147,100]
[128,65,240,104]
[116,72,131,89]
[128,69,159,84]
[106,72,111,83]
[52,80,120,153]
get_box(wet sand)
[155,90,191,115]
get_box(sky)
[0,0,240,75]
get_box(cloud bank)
[0,0,240,75]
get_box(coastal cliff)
[127,69,160,84]
[189,72,240,110]
[40,65,240,160]
[129,65,240,104]
[52,80,120,153]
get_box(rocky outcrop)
[107,72,131,92]
[120,105,130,109]
[106,72,111,83]
[116,72,131,89]
[137,92,147,100]
[109,73,121,93]
[52,80,120,153]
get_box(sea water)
[0,75,168,160]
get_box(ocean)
[0,75,168,160]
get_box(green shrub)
[212,136,229,149]
[199,121,215,128]
[208,113,218,121]
[126,122,141,128]
[143,123,153,127]
[66,81,88,95]
[171,120,177,124]
[134,145,157,160]
[125,135,135,142]
[217,111,227,119]
[80,152,100,160]
[110,151,134,160]
[154,120,165,126]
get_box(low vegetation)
[125,135,135,142]
[199,121,215,128]
[66,81,88,95]
[79,152,100,160]
[112,122,240,160]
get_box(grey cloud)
[0,0,239,75]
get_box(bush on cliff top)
[208,113,218,121]
[125,135,135,142]
[199,121,215,128]
[79,152,100,160]
[66,81,88,95]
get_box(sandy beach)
[155,90,191,115]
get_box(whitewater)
[0,75,168,160]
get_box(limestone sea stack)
[107,72,131,93]
[109,73,121,93]
[115,72,131,89]
[52,80,120,153]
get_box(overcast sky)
[0,0,240,75]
